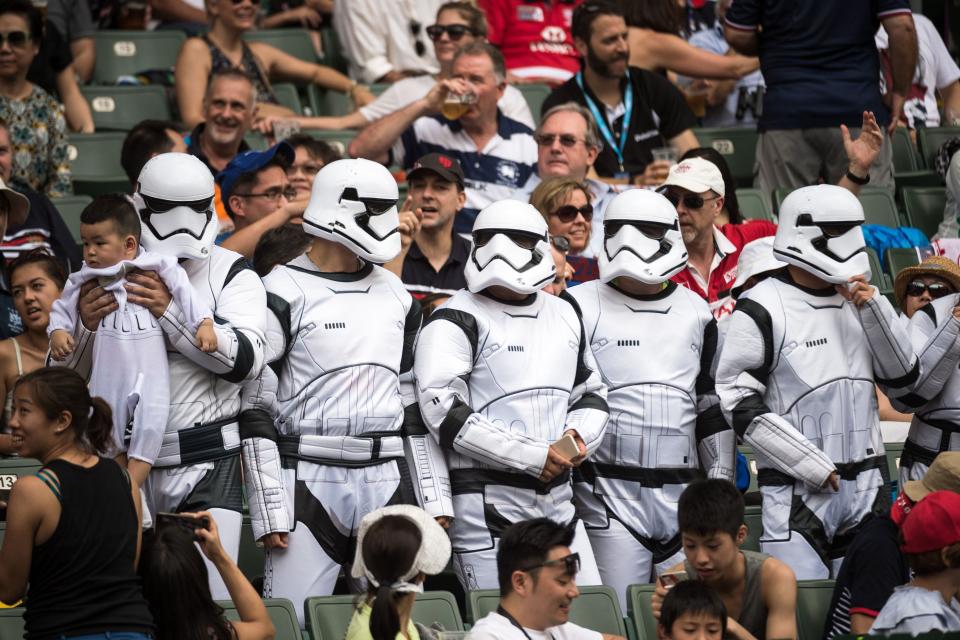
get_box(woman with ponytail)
[0,366,155,638]
[347,505,453,640]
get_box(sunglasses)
[474,230,541,250]
[229,0,261,5]
[0,31,29,48]
[141,194,213,214]
[410,20,426,57]
[663,191,720,210]
[551,204,593,223]
[426,24,475,41]
[519,552,581,577]
[906,280,954,299]
[605,221,670,240]
[534,133,584,148]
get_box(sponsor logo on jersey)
[517,5,544,21]
[540,25,566,43]
[496,160,521,187]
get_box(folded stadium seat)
[690,127,759,189]
[67,133,130,197]
[885,247,922,284]
[866,247,893,295]
[902,186,947,239]
[469,586,626,636]
[918,126,960,170]
[734,187,774,222]
[319,27,349,75]
[626,584,657,640]
[858,187,901,228]
[92,30,186,85]
[885,441,904,493]
[218,598,300,640]
[0,456,43,485]
[796,579,835,640]
[772,186,793,215]
[271,83,304,116]
[411,591,464,632]
[52,195,93,243]
[307,591,463,639]
[80,85,172,131]
[893,127,920,174]
[518,84,551,126]
[743,505,763,553]
[0,607,24,637]
[242,29,317,63]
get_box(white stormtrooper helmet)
[598,189,687,284]
[464,200,555,294]
[303,158,401,263]
[133,153,218,260]
[773,184,870,284]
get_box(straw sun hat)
[893,256,960,310]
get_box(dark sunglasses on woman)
[551,204,593,223]
[906,280,954,299]
[0,31,30,48]
[426,24,475,41]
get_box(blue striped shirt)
[395,111,537,233]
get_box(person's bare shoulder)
[761,555,797,596]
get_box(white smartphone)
[552,434,580,460]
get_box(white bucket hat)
[351,505,452,593]
[730,236,786,298]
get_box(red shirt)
[671,220,777,319]
[479,0,582,82]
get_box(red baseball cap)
[900,490,960,553]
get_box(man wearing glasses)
[469,518,624,640]
[215,142,307,260]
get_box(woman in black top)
[0,366,154,639]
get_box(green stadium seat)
[885,247,923,284]
[219,598,300,640]
[271,83,303,116]
[772,186,792,214]
[626,583,657,640]
[80,85,172,131]
[892,126,920,173]
[735,188,774,222]
[67,133,130,197]
[858,187,900,228]
[0,456,44,487]
[902,186,947,239]
[866,247,892,294]
[305,594,356,640]
[691,128,758,188]
[743,505,763,553]
[0,607,24,637]
[886,441,904,488]
[319,27,348,74]
[52,195,93,243]
[243,29,317,63]
[93,30,185,85]
[918,126,960,169]
[797,579,835,640]
[520,84,551,125]
[470,587,625,636]
[411,590,464,632]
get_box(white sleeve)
[556,621,603,640]
[715,300,835,489]
[891,299,960,412]
[159,263,266,383]
[47,275,83,335]
[500,85,536,130]
[359,81,413,122]
[414,309,550,478]
[695,318,736,481]
[918,15,960,88]
[856,293,919,393]
[155,256,212,333]
[333,0,394,83]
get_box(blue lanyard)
[576,69,633,174]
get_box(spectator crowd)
[3,0,960,639]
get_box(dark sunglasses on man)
[662,190,720,210]
[551,204,593,223]
[426,24,476,41]
[533,133,584,148]
[906,280,955,299]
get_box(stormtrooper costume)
[890,290,960,483]
[414,200,609,591]
[61,153,267,599]
[241,159,452,625]
[715,185,917,580]
[568,190,735,606]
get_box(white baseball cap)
[659,157,726,197]
[730,236,786,298]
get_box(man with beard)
[541,0,698,186]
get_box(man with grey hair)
[512,102,625,258]
[350,42,537,233]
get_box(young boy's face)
[80,221,137,268]
[663,612,724,640]
[680,528,744,584]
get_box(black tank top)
[202,35,278,105]
[25,457,154,639]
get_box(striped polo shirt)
[394,111,537,233]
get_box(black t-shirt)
[541,66,696,179]
[824,514,910,639]
[27,22,74,99]
[3,186,83,273]
[401,232,470,298]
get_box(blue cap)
[216,141,295,206]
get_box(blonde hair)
[529,177,592,223]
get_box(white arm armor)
[414,310,550,478]
[402,405,454,518]
[716,300,835,489]
[891,301,960,412]
[857,293,919,392]
[239,365,292,541]
[696,318,735,481]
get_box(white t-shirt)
[467,611,603,640]
[876,13,960,128]
[359,75,536,129]
[871,585,960,634]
